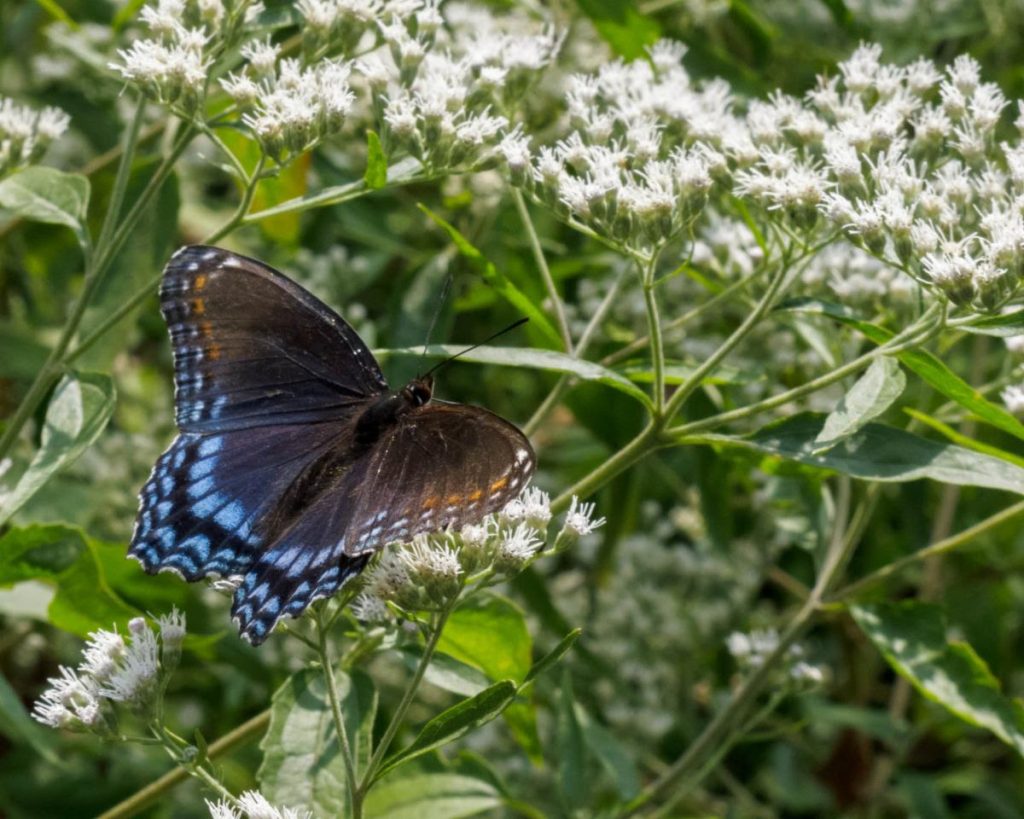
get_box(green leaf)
[418,205,563,349]
[0,372,116,526]
[0,167,90,248]
[814,356,905,451]
[0,672,59,764]
[365,773,501,819]
[557,673,587,809]
[699,413,1024,494]
[0,525,140,636]
[780,299,1024,442]
[377,344,653,410]
[401,647,490,697]
[259,668,374,814]
[904,408,1024,469]
[523,628,582,686]
[576,705,640,800]
[375,680,517,780]
[438,593,532,684]
[954,309,1024,337]
[364,130,388,190]
[850,602,1024,758]
[574,0,660,59]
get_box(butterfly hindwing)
[129,422,346,581]
[230,403,535,644]
[162,245,387,433]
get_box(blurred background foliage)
[4,0,1024,816]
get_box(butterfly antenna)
[423,317,529,379]
[419,273,454,369]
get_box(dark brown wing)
[161,245,387,433]
[230,402,535,643]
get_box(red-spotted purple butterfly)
[129,245,535,644]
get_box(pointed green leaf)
[0,167,90,248]
[0,372,116,525]
[557,673,587,809]
[365,773,501,819]
[259,668,375,815]
[696,413,1024,494]
[375,680,517,780]
[418,205,563,348]
[523,628,582,686]
[955,308,1024,337]
[814,356,905,451]
[377,344,653,410]
[779,298,1024,442]
[851,602,1024,758]
[364,130,388,190]
[576,705,640,800]
[438,593,532,684]
[0,672,59,764]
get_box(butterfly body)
[130,246,535,644]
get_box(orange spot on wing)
[208,343,221,361]
[192,297,206,315]
[468,489,483,501]
[490,477,508,492]
[198,320,213,339]
[195,273,208,290]
[422,496,439,509]
[446,494,463,504]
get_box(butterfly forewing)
[162,245,387,433]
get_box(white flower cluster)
[351,487,604,621]
[223,53,355,161]
[32,610,185,731]
[737,44,1022,311]
[207,791,311,819]
[499,40,730,250]
[727,627,826,685]
[0,97,70,177]
[366,4,559,171]
[111,0,263,113]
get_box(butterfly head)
[402,375,434,407]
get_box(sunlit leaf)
[814,356,905,451]
[365,773,502,819]
[0,167,90,249]
[851,602,1024,758]
[0,373,116,526]
[365,130,388,190]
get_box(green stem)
[661,255,791,424]
[241,156,424,223]
[622,473,863,815]
[358,604,454,793]
[95,100,147,255]
[513,189,573,354]
[152,723,235,804]
[203,153,267,245]
[0,108,188,461]
[524,265,627,436]
[315,609,361,819]
[601,265,768,368]
[641,253,665,414]
[665,303,944,439]
[832,497,1024,601]
[551,421,663,514]
[98,711,270,819]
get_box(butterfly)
[129,245,536,644]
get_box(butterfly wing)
[131,245,383,587]
[231,403,536,644]
[161,245,387,433]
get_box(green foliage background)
[4,0,1024,816]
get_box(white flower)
[158,606,187,649]
[101,618,160,703]
[398,535,462,597]
[32,666,103,730]
[240,37,280,76]
[80,629,127,684]
[561,496,606,539]
[351,592,392,624]
[1003,385,1024,414]
[207,791,312,819]
[494,523,542,573]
